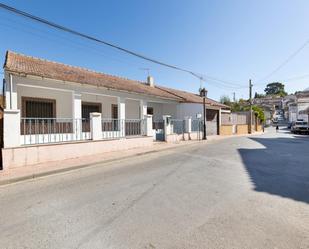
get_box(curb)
[0,132,264,186]
[0,141,202,186]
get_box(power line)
[201,74,245,87]
[251,73,309,89]
[1,17,249,91]
[256,39,309,84]
[0,16,147,70]
[0,3,208,81]
[281,73,309,82]
[0,2,247,89]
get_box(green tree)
[264,82,287,96]
[241,105,265,122]
[252,106,265,123]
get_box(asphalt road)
[0,128,308,249]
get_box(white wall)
[297,100,309,122]
[81,94,117,118]
[147,102,178,120]
[125,99,140,119]
[162,103,177,117]
[11,75,178,104]
[17,85,73,118]
[147,102,163,120]
[176,103,203,119]
[11,75,179,121]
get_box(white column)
[5,74,18,110]
[72,93,82,139]
[90,112,102,140]
[163,115,171,141]
[3,109,20,148]
[185,116,192,133]
[143,114,153,136]
[140,100,147,119]
[118,97,126,137]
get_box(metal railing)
[101,118,143,140]
[170,119,185,135]
[191,119,202,132]
[125,119,143,136]
[20,118,91,145]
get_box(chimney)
[147,76,154,87]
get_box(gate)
[206,110,219,135]
[153,119,165,141]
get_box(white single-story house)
[2,51,229,169]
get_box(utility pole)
[233,92,236,102]
[200,87,207,140]
[249,79,253,134]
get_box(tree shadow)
[238,135,309,203]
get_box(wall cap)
[4,109,20,114]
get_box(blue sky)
[0,0,309,100]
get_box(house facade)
[284,89,309,122]
[2,51,228,169]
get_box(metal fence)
[191,119,202,132]
[170,119,185,135]
[101,118,143,140]
[125,119,143,136]
[20,118,91,145]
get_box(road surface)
[0,128,308,249]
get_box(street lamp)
[199,87,207,140]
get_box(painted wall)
[8,74,179,120]
[81,94,117,119]
[147,102,163,120]
[125,99,140,119]
[176,103,203,119]
[17,85,73,118]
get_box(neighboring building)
[2,51,228,169]
[252,95,283,110]
[253,96,284,123]
[283,89,309,122]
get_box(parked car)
[291,121,309,134]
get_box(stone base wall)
[236,125,249,134]
[2,136,153,170]
[256,125,263,132]
[220,125,233,135]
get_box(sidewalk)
[0,133,263,186]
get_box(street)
[0,129,308,249]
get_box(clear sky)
[0,0,309,100]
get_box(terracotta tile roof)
[156,86,229,108]
[4,51,228,108]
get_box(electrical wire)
[0,2,246,89]
[0,3,204,80]
[256,39,309,85]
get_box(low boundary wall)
[166,131,202,143]
[236,124,249,135]
[2,136,153,170]
[220,125,233,135]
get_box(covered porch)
[4,74,179,147]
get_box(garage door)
[206,109,219,136]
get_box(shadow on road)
[238,135,309,204]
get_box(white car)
[291,121,309,134]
